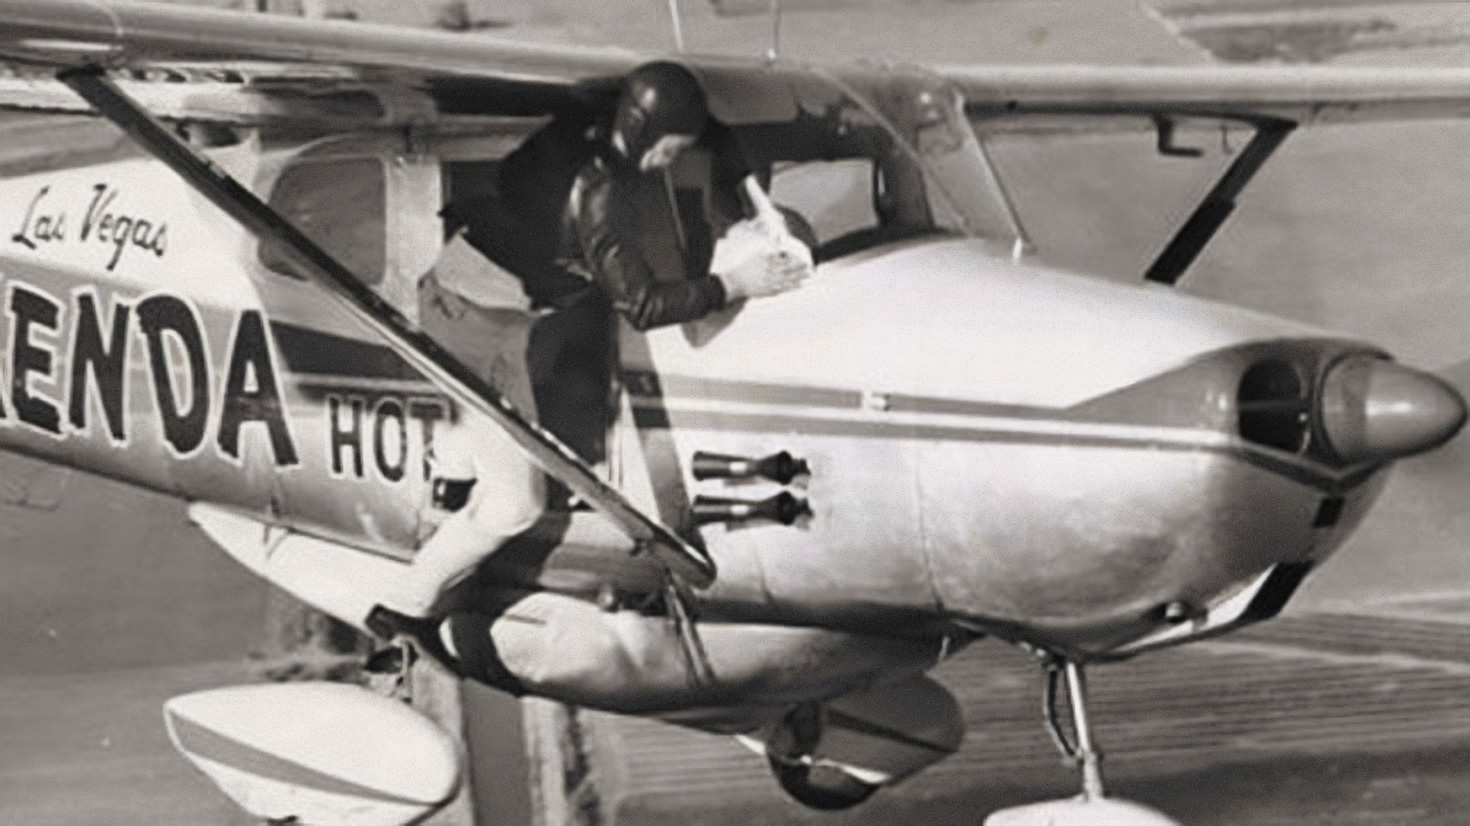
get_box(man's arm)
[572,171,729,332]
[614,270,729,332]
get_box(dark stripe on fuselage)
[886,392,1069,421]
[262,339,1141,425]
[270,321,420,381]
[630,406,1374,494]
[257,332,1369,493]
[625,370,1114,422]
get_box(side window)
[261,157,386,285]
[768,159,877,247]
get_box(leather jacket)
[442,117,596,309]
[559,131,750,331]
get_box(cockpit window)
[767,159,878,246]
[706,65,1023,259]
[1237,359,1310,453]
[261,156,386,284]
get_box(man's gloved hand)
[714,220,812,300]
[712,177,815,301]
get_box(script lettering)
[11,186,66,251]
[79,184,169,271]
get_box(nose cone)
[1320,356,1468,464]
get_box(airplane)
[1,1,1469,824]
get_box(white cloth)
[711,177,814,282]
[431,231,531,310]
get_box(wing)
[946,64,1470,134]
[10,1,1470,127]
[0,0,635,123]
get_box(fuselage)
[0,144,1440,659]
[627,237,1396,651]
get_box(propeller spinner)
[1318,355,1467,465]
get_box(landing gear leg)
[1043,658,1106,801]
[982,654,1181,826]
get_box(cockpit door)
[253,133,446,553]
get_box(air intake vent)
[1237,359,1309,453]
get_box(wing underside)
[3,1,1470,131]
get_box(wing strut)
[1144,116,1295,286]
[59,65,716,589]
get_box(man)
[367,62,809,659]
[560,61,812,332]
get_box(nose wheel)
[982,653,1181,826]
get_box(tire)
[769,755,879,810]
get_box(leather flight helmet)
[612,62,710,162]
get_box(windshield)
[705,63,1024,259]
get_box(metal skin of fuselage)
[0,133,1444,715]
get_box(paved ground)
[589,600,1470,826]
[0,660,259,826]
[13,602,1470,826]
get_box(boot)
[365,605,458,671]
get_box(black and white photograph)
[6,1,1470,825]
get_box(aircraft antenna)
[668,0,686,52]
[767,0,782,62]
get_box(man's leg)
[384,414,544,619]
[368,275,545,637]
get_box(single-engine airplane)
[1,2,1469,824]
